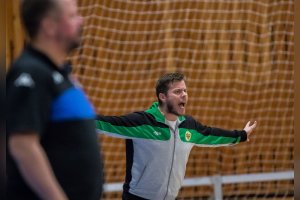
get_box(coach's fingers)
[243,121,251,132]
[246,121,257,142]
[250,121,257,130]
[246,121,251,127]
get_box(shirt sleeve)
[96,113,148,139]
[6,69,52,136]
[96,112,170,141]
[181,116,247,147]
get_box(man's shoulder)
[8,50,55,84]
[13,50,53,75]
[180,115,198,127]
[182,115,195,121]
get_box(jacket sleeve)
[182,117,247,147]
[96,112,170,140]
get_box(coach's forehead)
[167,80,186,90]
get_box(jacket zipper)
[163,126,177,200]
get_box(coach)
[96,72,257,200]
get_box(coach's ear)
[159,93,167,104]
[41,15,58,38]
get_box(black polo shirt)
[6,45,103,200]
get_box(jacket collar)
[146,102,185,124]
[26,44,72,76]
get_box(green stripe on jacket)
[96,120,171,140]
[179,128,241,145]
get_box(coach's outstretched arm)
[96,113,171,141]
[183,117,257,147]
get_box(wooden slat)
[6,0,25,69]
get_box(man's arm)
[9,132,68,200]
[96,112,170,140]
[96,113,145,139]
[184,118,257,146]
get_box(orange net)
[70,0,294,199]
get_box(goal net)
[70,0,294,199]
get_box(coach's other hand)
[243,121,257,142]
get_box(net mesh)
[70,0,294,199]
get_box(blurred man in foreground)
[7,0,103,199]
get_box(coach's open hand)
[243,121,257,142]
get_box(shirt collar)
[145,102,186,124]
[26,44,72,76]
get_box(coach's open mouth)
[179,102,185,108]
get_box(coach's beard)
[166,101,181,116]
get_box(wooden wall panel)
[6,0,24,69]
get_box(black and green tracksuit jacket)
[96,102,247,200]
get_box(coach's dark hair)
[21,0,59,39]
[156,72,185,105]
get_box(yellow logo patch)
[185,131,192,141]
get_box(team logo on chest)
[185,131,192,141]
